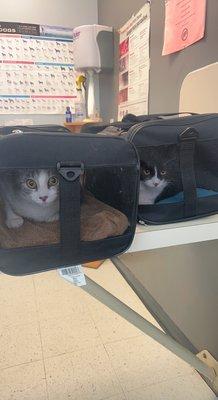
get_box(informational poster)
[0,21,77,114]
[118,3,150,120]
[162,0,207,56]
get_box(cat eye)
[144,169,151,175]
[160,170,166,175]
[48,176,58,187]
[26,179,37,189]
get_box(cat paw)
[47,213,59,222]
[6,216,24,229]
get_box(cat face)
[140,145,179,190]
[18,169,59,206]
[140,162,168,189]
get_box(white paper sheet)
[118,3,150,120]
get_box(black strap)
[179,128,198,217]
[57,162,82,261]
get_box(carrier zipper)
[126,114,218,142]
[127,122,147,141]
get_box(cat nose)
[39,196,48,202]
[154,182,159,187]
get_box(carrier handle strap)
[179,128,198,217]
[57,162,83,260]
[154,112,198,118]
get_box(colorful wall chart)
[118,3,150,120]
[0,21,77,114]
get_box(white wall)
[0,0,98,28]
[0,0,98,126]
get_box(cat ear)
[8,169,20,179]
[140,160,148,169]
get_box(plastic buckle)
[179,127,199,141]
[57,162,83,182]
[179,128,198,151]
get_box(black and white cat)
[139,146,179,205]
[0,169,59,228]
[139,162,168,204]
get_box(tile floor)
[0,260,216,400]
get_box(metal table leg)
[81,256,218,394]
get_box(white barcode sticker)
[59,265,86,287]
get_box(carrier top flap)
[80,121,135,134]
[0,132,138,169]
[0,124,70,135]
[127,113,218,146]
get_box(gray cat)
[0,169,59,228]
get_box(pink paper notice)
[162,0,206,56]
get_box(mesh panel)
[0,168,60,249]
[138,142,218,224]
[83,166,136,241]
[138,144,182,205]
[0,165,137,249]
[195,141,218,192]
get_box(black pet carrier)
[83,113,218,225]
[127,113,218,224]
[0,132,139,276]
